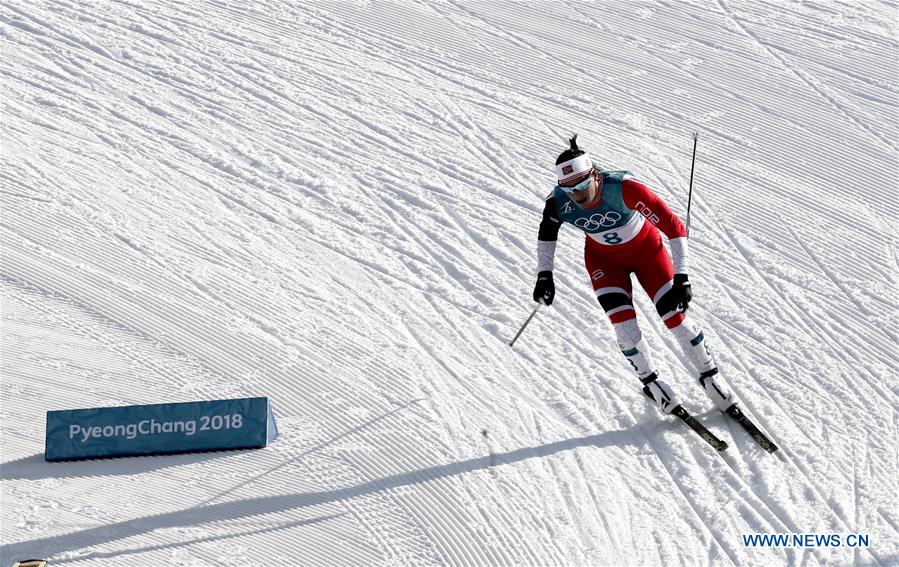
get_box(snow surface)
[2,1,897,565]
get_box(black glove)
[533,270,555,305]
[664,273,692,313]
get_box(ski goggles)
[556,171,593,193]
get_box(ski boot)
[641,372,681,414]
[699,368,736,412]
[675,328,737,412]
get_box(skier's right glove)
[659,273,692,314]
[533,270,555,306]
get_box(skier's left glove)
[532,270,555,306]
[663,274,692,313]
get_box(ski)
[724,404,779,453]
[672,405,728,452]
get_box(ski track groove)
[714,0,896,154]
[642,163,859,546]
[688,187,893,507]
[642,293,812,549]
[510,299,763,564]
[719,339,846,503]
[781,221,898,366]
[1,246,241,400]
[390,316,546,564]
[646,104,892,564]
[2,277,206,399]
[0,293,306,566]
[574,2,849,149]
[549,302,793,564]
[718,224,890,405]
[710,306,888,567]
[5,191,486,562]
[634,414,742,566]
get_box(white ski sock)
[614,319,655,380]
[671,320,736,411]
[670,319,717,375]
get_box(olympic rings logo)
[573,211,622,231]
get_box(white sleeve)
[537,240,557,273]
[669,236,688,274]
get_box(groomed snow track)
[2,2,897,566]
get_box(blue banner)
[45,397,278,461]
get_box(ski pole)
[686,131,699,235]
[509,304,541,347]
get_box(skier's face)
[568,171,599,208]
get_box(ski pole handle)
[509,304,541,347]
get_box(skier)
[533,135,736,415]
